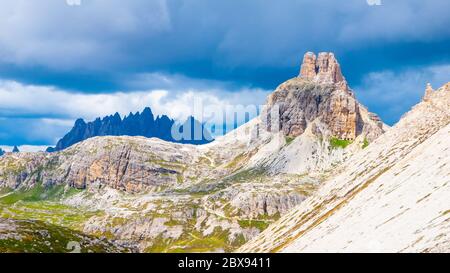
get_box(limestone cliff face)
[266,52,383,141]
[299,52,345,85]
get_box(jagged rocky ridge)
[47,108,213,152]
[0,52,390,252]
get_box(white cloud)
[0,78,269,121]
[0,75,270,145]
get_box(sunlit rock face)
[299,52,345,84]
[266,52,384,141]
[240,82,450,253]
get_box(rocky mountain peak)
[265,52,384,141]
[422,82,450,103]
[423,83,434,102]
[299,52,346,86]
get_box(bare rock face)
[0,153,49,189]
[266,52,384,141]
[300,52,345,85]
[0,137,201,193]
[229,191,306,219]
[299,52,317,80]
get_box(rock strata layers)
[266,52,384,141]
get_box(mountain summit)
[265,52,384,142]
[12,146,20,153]
[299,52,346,85]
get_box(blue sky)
[0,0,449,149]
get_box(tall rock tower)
[265,52,385,141]
[423,83,434,102]
[300,52,345,85]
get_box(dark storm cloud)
[1,0,449,90]
[0,0,449,145]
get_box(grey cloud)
[0,0,449,72]
[356,64,450,125]
[0,0,170,70]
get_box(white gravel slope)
[239,83,450,253]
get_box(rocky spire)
[423,83,434,102]
[12,146,20,153]
[299,52,317,80]
[299,52,346,85]
[265,51,385,142]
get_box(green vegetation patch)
[177,174,184,184]
[362,138,370,149]
[145,227,240,253]
[0,218,130,253]
[175,168,268,198]
[329,137,352,149]
[285,136,296,146]
[238,219,270,231]
[164,219,182,227]
[0,184,98,231]
[224,168,267,184]
[146,155,186,170]
[0,184,82,204]
[225,153,246,169]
